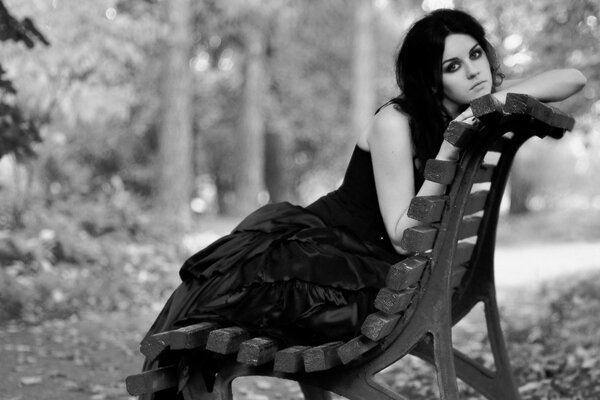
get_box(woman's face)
[441,33,493,116]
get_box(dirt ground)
[0,310,322,400]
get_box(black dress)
[143,145,423,358]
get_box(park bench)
[125,93,575,400]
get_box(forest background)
[0,0,599,399]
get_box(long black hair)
[390,9,503,165]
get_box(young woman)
[141,8,585,399]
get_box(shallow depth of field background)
[0,0,599,399]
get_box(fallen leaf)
[20,376,43,386]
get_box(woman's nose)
[465,62,479,79]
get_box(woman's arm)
[365,107,461,254]
[494,68,587,103]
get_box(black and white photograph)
[0,0,598,399]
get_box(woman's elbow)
[392,243,411,256]
[568,69,587,92]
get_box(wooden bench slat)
[139,332,172,363]
[471,93,504,120]
[443,121,479,147]
[407,195,447,223]
[374,287,416,315]
[237,336,279,366]
[423,159,458,185]
[504,93,574,131]
[474,163,495,183]
[361,312,402,342]
[125,365,178,396]
[337,335,378,365]
[303,341,344,372]
[140,322,220,363]
[452,242,475,268]
[170,322,220,350]
[400,225,438,252]
[458,216,482,241]
[386,255,429,291]
[206,327,251,355]
[274,345,310,373]
[464,191,488,215]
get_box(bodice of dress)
[306,145,422,253]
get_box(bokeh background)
[0,0,599,399]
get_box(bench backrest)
[351,93,574,373]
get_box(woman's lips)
[471,81,487,90]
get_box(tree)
[0,0,49,227]
[156,0,194,225]
[0,0,48,160]
[232,19,267,215]
[349,0,376,156]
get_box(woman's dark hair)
[390,8,503,166]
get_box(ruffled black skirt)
[143,202,403,353]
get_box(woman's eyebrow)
[442,43,480,65]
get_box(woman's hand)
[454,107,478,126]
[436,107,479,161]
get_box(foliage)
[0,0,48,160]
[0,192,183,322]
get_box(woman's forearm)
[495,69,587,103]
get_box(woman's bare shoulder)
[358,105,410,150]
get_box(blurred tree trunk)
[232,25,267,215]
[349,0,376,154]
[264,16,292,204]
[157,0,194,226]
[265,129,291,203]
[509,156,533,214]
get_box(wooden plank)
[237,336,279,366]
[274,345,310,373]
[504,93,574,131]
[169,322,220,350]
[423,159,457,185]
[452,242,475,268]
[407,195,447,223]
[303,341,344,372]
[443,121,478,147]
[464,191,488,215]
[386,255,429,291]
[125,365,178,396]
[205,326,250,355]
[337,335,378,365]
[361,312,402,342]
[400,225,438,252]
[471,93,504,120]
[139,322,220,363]
[139,332,171,363]
[374,287,416,315]
[458,216,482,241]
[473,163,495,183]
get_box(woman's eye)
[445,62,460,73]
[471,49,483,59]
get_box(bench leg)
[482,294,520,399]
[413,296,521,400]
[431,327,460,400]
